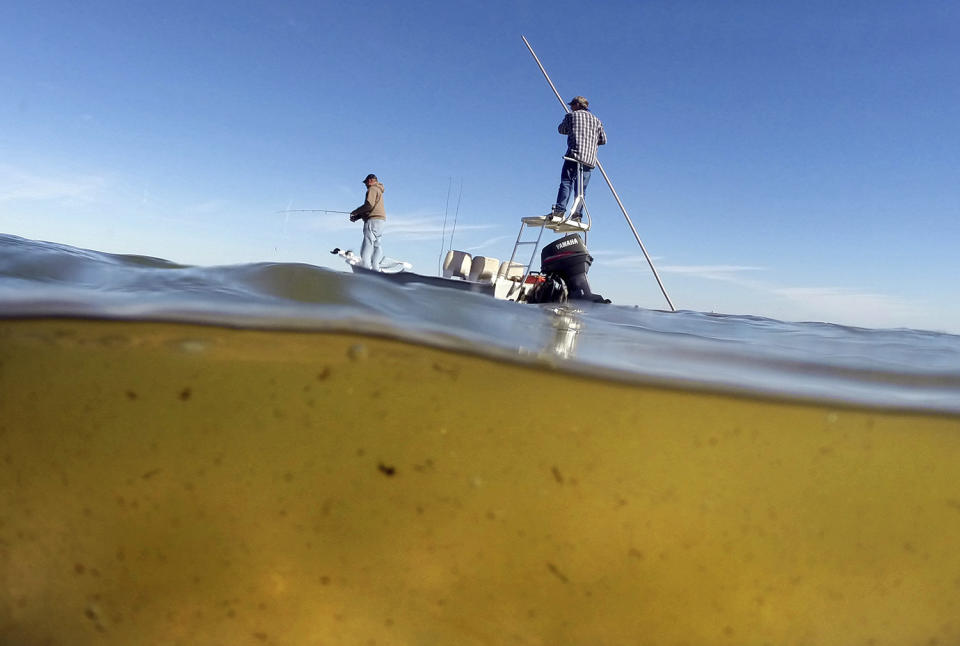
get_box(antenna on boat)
[449,179,463,254]
[436,178,464,277]
[520,35,676,312]
[438,177,453,275]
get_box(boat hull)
[350,263,497,297]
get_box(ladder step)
[522,215,559,226]
[546,220,590,233]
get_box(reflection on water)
[544,306,582,360]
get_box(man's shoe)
[570,212,582,222]
[550,205,565,217]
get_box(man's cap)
[363,173,378,182]
[568,96,589,108]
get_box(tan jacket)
[351,182,386,221]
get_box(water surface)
[2,233,958,413]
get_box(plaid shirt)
[558,109,607,168]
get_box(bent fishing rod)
[521,35,676,312]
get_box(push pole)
[521,35,676,312]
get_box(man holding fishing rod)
[349,173,387,270]
[551,96,606,221]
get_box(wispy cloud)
[603,251,924,327]
[764,284,946,330]
[183,199,231,215]
[658,257,923,327]
[0,165,106,205]
[587,248,654,259]
[392,219,496,241]
[386,215,451,240]
[772,286,914,321]
[659,264,765,280]
[300,212,495,241]
[461,235,513,253]
[605,253,764,281]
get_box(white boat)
[330,35,677,312]
[332,211,609,304]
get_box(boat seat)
[468,256,501,283]
[442,250,472,279]
[497,261,525,282]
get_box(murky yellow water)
[2,319,959,645]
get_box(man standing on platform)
[349,173,386,270]
[551,96,606,221]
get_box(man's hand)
[349,211,360,222]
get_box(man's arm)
[350,188,374,219]
[558,113,572,135]
[598,122,607,146]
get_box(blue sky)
[2,1,958,332]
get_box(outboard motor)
[528,234,609,304]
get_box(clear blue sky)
[2,1,958,332]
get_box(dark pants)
[553,159,592,215]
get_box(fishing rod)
[521,35,676,312]
[275,208,352,215]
